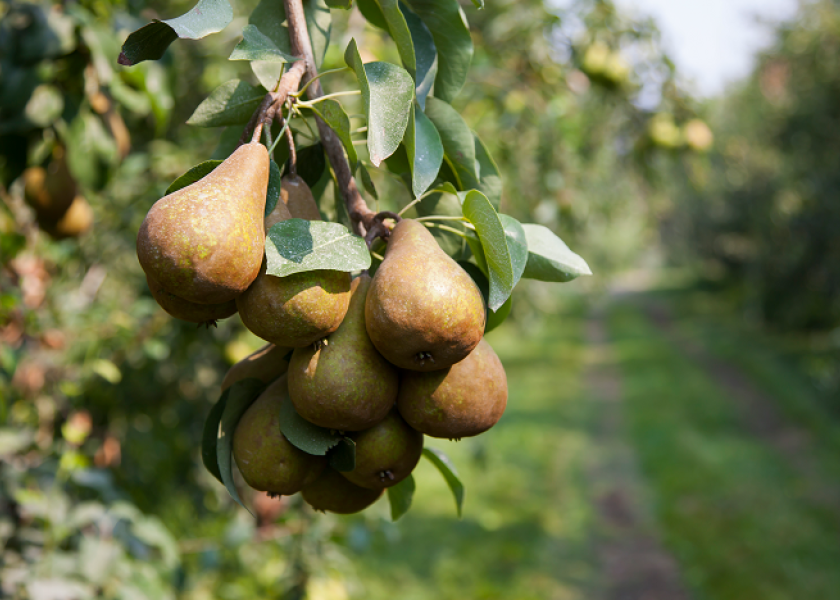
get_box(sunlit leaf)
[387,474,415,520]
[422,447,464,517]
[186,80,266,127]
[265,219,370,276]
[229,24,300,63]
[401,6,437,109]
[165,160,222,195]
[462,190,516,310]
[521,224,592,282]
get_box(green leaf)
[499,214,528,285]
[278,391,344,455]
[186,80,266,127]
[458,261,512,333]
[230,25,300,63]
[405,104,444,197]
[118,0,233,66]
[165,160,223,195]
[356,0,389,30]
[326,0,353,7]
[462,190,515,311]
[359,163,378,199]
[474,133,502,208]
[265,219,371,277]
[424,97,479,190]
[371,0,416,77]
[422,447,464,517]
[309,99,357,166]
[217,378,266,514]
[387,474,415,521]
[471,0,484,7]
[402,0,473,102]
[521,224,592,282]
[201,389,228,484]
[327,438,357,471]
[401,6,437,109]
[344,39,415,166]
[265,160,282,217]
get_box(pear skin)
[397,338,507,439]
[264,194,293,232]
[281,175,321,220]
[236,262,351,348]
[288,274,398,431]
[365,219,486,371]
[137,142,269,305]
[232,376,327,495]
[340,410,423,490]
[147,275,236,324]
[302,468,383,514]
[221,344,292,391]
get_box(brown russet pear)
[263,194,292,232]
[136,142,269,305]
[302,468,383,514]
[280,174,321,220]
[146,275,236,324]
[397,338,508,439]
[341,410,423,490]
[221,344,292,391]
[288,274,398,431]
[232,376,327,495]
[365,218,486,371]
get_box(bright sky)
[613,0,799,97]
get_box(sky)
[613,0,800,97]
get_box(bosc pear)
[302,468,383,514]
[146,275,237,324]
[288,274,398,431]
[365,219,486,371]
[137,142,269,305]
[280,174,321,220]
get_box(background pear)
[41,195,93,239]
[23,146,77,221]
[366,219,486,371]
[288,274,398,431]
[301,468,382,514]
[232,376,327,495]
[280,174,321,220]
[397,338,508,439]
[264,194,292,232]
[146,275,236,324]
[136,142,268,305]
[341,410,423,490]
[221,344,292,391]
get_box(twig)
[238,61,307,147]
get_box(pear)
[341,410,423,490]
[302,468,383,514]
[288,274,398,431]
[146,275,236,325]
[41,195,93,239]
[397,338,507,439]
[221,344,292,391]
[280,174,321,220]
[136,142,269,305]
[365,219,486,371]
[264,193,293,232]
[23,146,77,221]
[232,376,327,495]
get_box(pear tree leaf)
[401,5,437,109]
[424,97,479,190]
[265,160,283,217]
[359,163,378,199]
[344,39,414,166]
[422,447,464,517]
[458,261,513,333]
[118,0,233,66]
[471,0,484,7]
[356,0,388,30]
[309,99,358,166]
[405,104,444,198]
[370,0,416,77]
[402,0,473,102]
[387,474,416,521]
[201,388,229,484]
[326,0,353,8]
[465,214,527,304]
[278,392,344,455]
[230,25,300,63]
[186,80,266,127]
[474,132,502,208]
[327,438,357,471]
[521,224,593,282]
[462,190,517,310]
[265,220,371,276]
[217,378,267,514]
[165,160,222,195]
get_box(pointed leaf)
[356,0,388,30]
[118,0,233,66]
[328,438,356,471]
[424,97,478,190]
[359,163,378,199]
[401,6,437,109]
[422,447,463,517]
[458,260,513,333]
[371,0,416,77]
[405,104,444,197]
[230,25,300,63]
[474,133,502,208]
[309,99,357,166]
[265,159,283,217]
[521,224,592,282]
[186,80,266,127]
[165,160,222,195]
[462,190,515,310]
[201,388,229,484]
[387,474,415,521]
[278,390,344,455]
[499,214,528,285]
[344,39,414,166]
[265,219,371,276]
[217,378,267,514]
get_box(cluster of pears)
[136,141,508,514]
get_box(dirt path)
[584,306,692,600]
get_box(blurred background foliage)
[1,0,839,598]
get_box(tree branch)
[239,60,307,147]
[283,0,375,236]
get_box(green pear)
[365,219,486,371]
[281,175,321,220]
[221,343,292,391]
[137,142,269,305]
[147,275,236,325]
[302,468,383,514]
[232,376,327,495]
[397,338,507,439]
[340,410,423,490]
[288,274,398,431]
